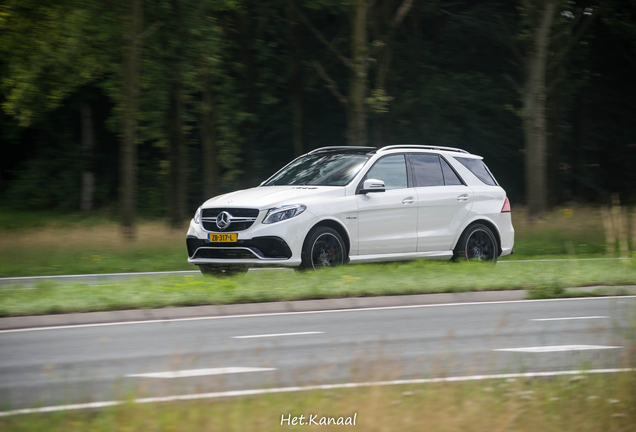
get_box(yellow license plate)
[208,233,238,242]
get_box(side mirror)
[360,178,386,194]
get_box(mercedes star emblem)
[216,211,232,230]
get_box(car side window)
[440,157,463,185]
[365,155,408,190]
[411,154,444,187]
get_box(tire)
[299,226,346,271]
[453,224,498,263]
[199,265,248,277]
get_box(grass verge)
[1,372,635,430]
[1,204,632,277]
[1,259,635,317]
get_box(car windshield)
[263,152,370,186]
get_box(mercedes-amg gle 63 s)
[186,145,514,276]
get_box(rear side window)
[440,158,463,185]
[411,154,444,187]
[454,157,498,186]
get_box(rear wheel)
[199,265,248,277]
[299,227,346,271]
[454,224,498,263]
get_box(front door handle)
[402,197,415,204]
[457,194,469,202]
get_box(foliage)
[0,0,635,215]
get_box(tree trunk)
[286,0,304,156]
[547,75,563,205]
[523,0,556,217]
[167,78,187,229]
[120,0,143,240]
[237,10,256,187]
[80,101,95,212]
[201,72,219,199]
[347,0,368,146]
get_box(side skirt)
[348,251,453,264]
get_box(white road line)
[495,345,622,353]
[1,368,633,417]
[126,367,276,379]
[233,331,323,339]
[0,270,199,282]
[531,316,608,322]
[1,295,634,334]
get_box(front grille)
[201,208,259,232]
[189,236,292,260]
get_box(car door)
[356,154,418,254]
[410,153,473,252]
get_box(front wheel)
[199,265,248,277]
[299,227,346,271]
[453,224,498,263]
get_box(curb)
[1,286,634,331]
[0,290,527,331]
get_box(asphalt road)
[0,296,634,412]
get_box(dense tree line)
[0,0,634,238]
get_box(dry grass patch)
[1,372,635,431]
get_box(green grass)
[1,259,635,317]
[2,372,635,431]
[1,205,634,277]
[0,217,190,277]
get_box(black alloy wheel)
[300,226,346,270]
[454,224,498,263]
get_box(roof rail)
[378,145,469,154]
[308,146,377,154]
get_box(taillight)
[501,198,511,213]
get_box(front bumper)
[186,210,313,267]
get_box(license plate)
[208,233,238,242]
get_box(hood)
[202,186,346,210]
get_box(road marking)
[0,270,200,282]
[495,345,621,353]
[531,316,608,321]
[233,331,323,339]
[1,368,633,417]
[127,367,276,379]
[1,296,634,334]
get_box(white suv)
[187,145,514,276]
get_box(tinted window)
[264,153,369,186]
[412,154,444,187]
[440,158,463,185]
[455,157,498,186]
[365,155,408,190]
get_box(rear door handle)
[457,194,469,202]
[402,197,415,204]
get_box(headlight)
[193,207,202,224]
[262,204,307,224]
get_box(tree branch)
[370,0,414,61]
[548,4,606,69]
[496,14,525,65]
[547,67,565,94]
[139,20,164,40]
[391,0,414,29]
[503,73,522,95]
[310,59,348,106]
[291,2,353,70]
